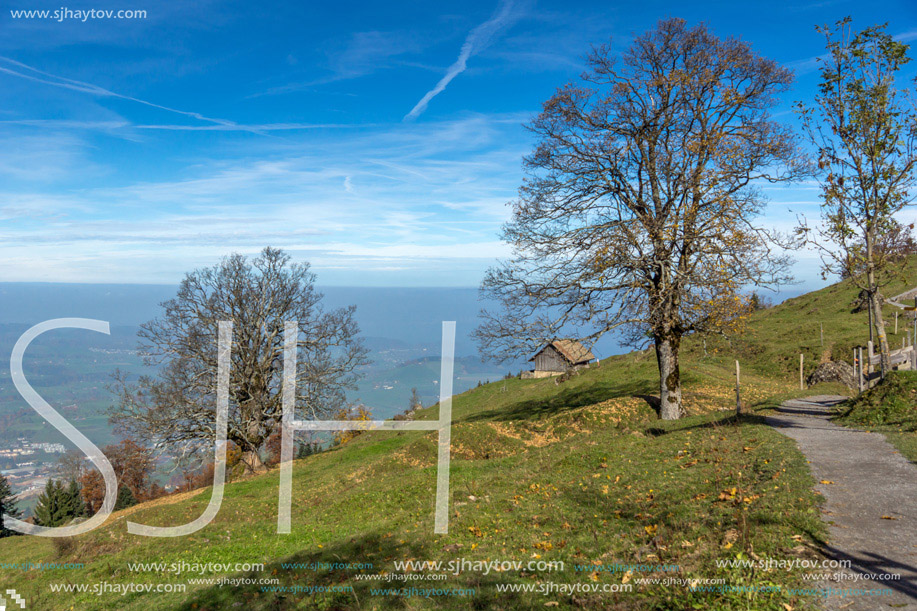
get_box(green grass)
[686,257,917,385]
[832,371,917,462]
[0,362,824,610]
[4,261,916,609]
[834,371,917,427]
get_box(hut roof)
[530,339,595,364]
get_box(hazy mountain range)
[0,283,581,448]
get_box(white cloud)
[0,56,265,134]
[0,113,527,284]
[254,30,423,96]
[404,0,521,121]
[305,240,511,260]
[0,132,103,182]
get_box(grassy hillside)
[2,264,914,610]
[687,257,917,384]
[0,369,824,610]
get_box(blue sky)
[0,0,915,287]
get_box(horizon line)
[0,280,482,290]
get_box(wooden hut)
[523,339,595,378]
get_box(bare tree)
[476,19,802,419]
[110,247,369,473]
[795,18,917,377]
[409,387,422,411]
[54,449,88,483]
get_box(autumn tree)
[796,19,917,376]
[108,439,154,499]
[111,247,369,473]
[79,470,106,515]
[332,405,372,446]
[476,19,801,418]
[80,439,155,513]
[264,428,284,467]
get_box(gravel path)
[766,395,917,610]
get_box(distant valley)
[0,284,528,503]
[0,282,804,506]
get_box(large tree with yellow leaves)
[476,18,804,419]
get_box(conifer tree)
[0,473,21,537]
[33,479,85,527]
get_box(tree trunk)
[240,451,268,475]
[655,333,683,420]
[869,290,891,377]
[865,227,890,377]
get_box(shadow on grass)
[643,412,764,437]
[463,379,658,424]
[173,530,547,611]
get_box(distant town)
[0,438,67,505]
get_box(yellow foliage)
[332,405,373,446]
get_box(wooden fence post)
[858,347,864,393]
[853,349,858,388]
[895,311,898,335]
[799,353,804,390]
[735,360,741,415]
[868,341,874,375]
[820,322,824,347]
